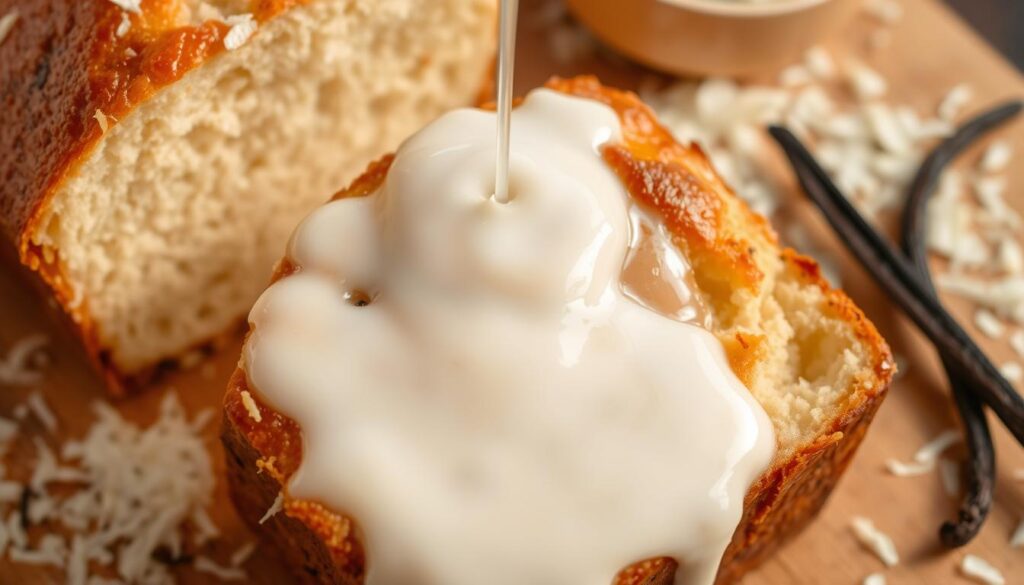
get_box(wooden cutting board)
[1,0,1022,582]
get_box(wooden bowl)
[563,0,859,78]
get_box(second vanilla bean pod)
[900,100,1022,547]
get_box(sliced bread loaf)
[0,0,497,393]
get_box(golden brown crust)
[0,0,307,394]
[222,76,893,584]
[224,369,364,583]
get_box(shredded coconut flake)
[938,84,973,121]
[66,535,87,585]
[886,429,960,476]
[0,334,48,386]
[865,102,911,155]
[885,458,932,477]
[107,0,142,14]
[851,516,899,567]
[223,13,257,50]
[1000,362,1022,383]
[25,392,58,434]
[980,141,1013,174]
[998,239,1024,274]
[974,309,1006,339]
[846,60,888,101]
[0,9,18,45]
[863,573,887,585]
[973,177,1020,228]
[230,541,257,566]
[915,430,961,463]
[94,110,109,134]
[240,391,262,423]
[192,506,220,546]
[863,0,904,24]
[805,46,836,80]
[1011,520,1024,548]
[960,554,1005,585]
[9,533,66,567]
[779,65,813,88]
[1011,330,1024,358]
[260,492,284,525]
[115,13,131,37]
[195,555,247,581]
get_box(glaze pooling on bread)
[244,90,775,584]
[223,77,894,585]
[0,0,497,392]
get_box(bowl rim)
[657,0,832,18]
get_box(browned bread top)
[223,76,894,584]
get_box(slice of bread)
[0,0,497,393]
[222,76,894,583]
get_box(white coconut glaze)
[245,89,775,585]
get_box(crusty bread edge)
[716,248,892,582]
[223,401,358,585]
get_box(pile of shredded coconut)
[0,335,254,581]
[0,375,248,584]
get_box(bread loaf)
[0,0,497,393]
[222,76,894,584]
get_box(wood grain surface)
[1,0,1022,583]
